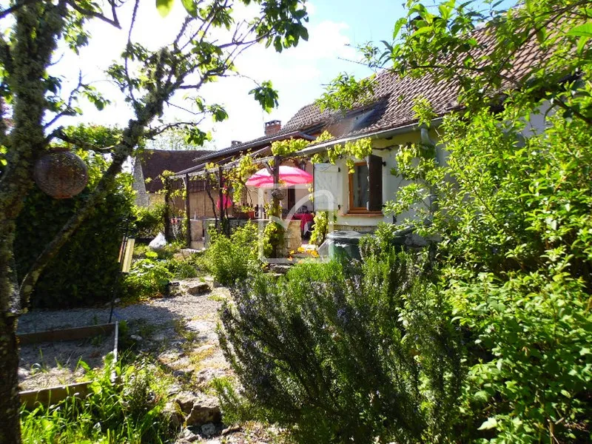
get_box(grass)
[208,292,227,302]
[188,346,216,369]
[20,356,178,444]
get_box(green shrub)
[262,220,284,258]
[309,210,329,246]
[15,150,134,309]
[124,251,173,298]
[218,250,463,443]
[134,203,166,239]
[166,257,198,279]
[20,356,176,443]
[359,222,409,259]
[389,105,592,441]
[199,222,259,286]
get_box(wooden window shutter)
[366,154,383,212]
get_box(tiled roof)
[169,23,546,172]
[283,25,546,140]
[140,149,210,192]
[192,130,315,165]
[283,71,460,139]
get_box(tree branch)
[43,71,85,128]
[65,0,121,29]
[145,119,204,138]
[0,0,41,20]
[553,97,592,126]
[53,128,116,152]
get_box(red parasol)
[245,165,313,189]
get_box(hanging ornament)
[33,148,88,199]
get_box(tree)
[0,1,309,442]
[145,126,217,150]
[320,0,592,122]
[316,0,592,441]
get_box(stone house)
[132,149,210,207]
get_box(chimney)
[231,140,242,146]
[265,120,282,137]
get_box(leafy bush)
[262,220,283,258]
[134,203,166,239]
[199,222,259,286]
[359,222,409,259]
[218,250,463,443]
[389,105,592,441]
[15,150,135,309]
[20,356,176,443]
[124,251,173,298]
[309,210,329,246]
[166,257,199,279]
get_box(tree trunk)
[0,314,21,444]
[0,4,66,441]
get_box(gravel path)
[18,280,225,334]
[18,279,284,443]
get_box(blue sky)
[48,1,407,149]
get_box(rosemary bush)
[218,250,463,443]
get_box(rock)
[174,391,199,414]
[163,401,184,428]
[185,396,221,426]
[201,423,217,437]
[167,383,182,396]
[222,425,241,436]
[171,357,195,377]
[268,264,292,275]
[195,368,226,388]
[159,351,181,364]
[176,428,199,443]
[186,282,210,296]
[130,335,143,341]
[173,368,195,378]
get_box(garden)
[1,0,592,443]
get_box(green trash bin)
[324,231,366,261]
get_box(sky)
[48,0,407,151]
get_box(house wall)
[313,103,551,233]
[148,193,165,206]
[132,159,150,207]
[314,129,430,232]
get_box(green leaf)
[568,22,592,38]
[577,36,590,55]
[156,0,175,17]
[393,17,407,40]
[413,26,434,37]
[181,0,197,17]
[478,417,498,430]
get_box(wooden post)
[218,166,228,235]
[271,155,281,218]
[164,176,173,242]
[185,174,191,248]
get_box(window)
[350,163,369,210]
[348,155,383,213]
